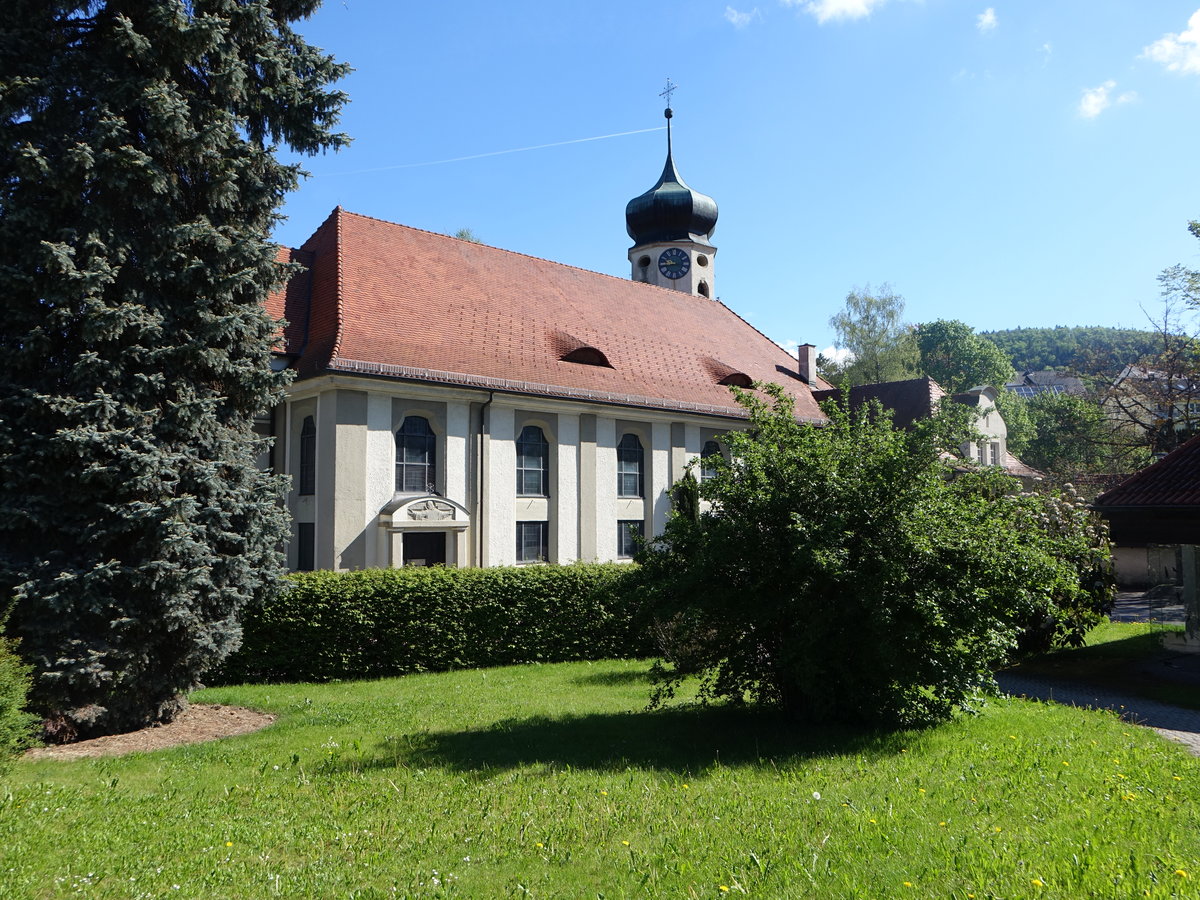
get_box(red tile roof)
[265,208,825,420]
[1095,432,1200,509]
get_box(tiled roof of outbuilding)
[264,208,826,420]
[1095,432,1200,509]
[812,377,946,429]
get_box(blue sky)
[273,1,1200,358]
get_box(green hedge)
[216,563,651,684]
[0,635,35,772]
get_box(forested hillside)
[981,326,1161,373]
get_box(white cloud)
[976,8,997,33]
[1141,9,1200,75]
[785,0,889,25]
[725,6,763,28]
[1117,90,1138,105]
[1040,42,1053,63]
[823,346,854,364]
[1078,80,1116,118]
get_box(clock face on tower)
[658,248,690,279]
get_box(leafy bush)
[216,563,651,684]
[1003,485,1114,654]
[0,635,36,771]
[638,385,1113,728]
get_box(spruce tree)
[0,1,348,738]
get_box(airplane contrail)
[311,127,667,176]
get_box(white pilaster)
[593,416,617,562]
[364,392,394,568]
[684,424,702,462]
[555,413,580,562]
[650,421,672,538]
[445,401,470,505]
[484,404,516,566]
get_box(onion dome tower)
[625,88,718,298]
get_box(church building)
[263,106,828,570]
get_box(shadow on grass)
[326,705,921,777]
[1052,630,1181,662]
[570,668,657,687]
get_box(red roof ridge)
[333,208,647,285]
[334,208,787,318]
[329,207,348,363]
[708,294,803,372]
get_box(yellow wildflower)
[1031,878,1044,887]
[1176,870,1189,878]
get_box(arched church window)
[700,440,722,482]
[299,416,316,495]
[617,433,644,498]
[516,425,550,496]
[395,416,436,493]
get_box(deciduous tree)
[827,284,918,385]
[0,0,348,738]
[915,319,1015,395]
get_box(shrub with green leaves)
[638,384,1113,728]
[0,635,35,772]
[217,564,651,684]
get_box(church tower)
[625,87,718,299]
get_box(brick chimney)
[798,343,817,385]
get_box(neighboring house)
[1094,433,1200,645]
[813,377,1043,482]
[261,108,828,571]
[1105,364,1200,455]
[1005,370,1086,399]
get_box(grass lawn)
[1010,622,1199,711]
[4,659,1198,899]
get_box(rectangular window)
[516,427,550,496]
[617,434,644,498]
[989,442,1001,466]
[617,520,644,559]
[516,521,548,563]
[297,522,316,572]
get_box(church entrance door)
[403,531,446,567]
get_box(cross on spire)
[659,78,677,110]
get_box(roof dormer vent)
[718,372,753,388]
[703,356,753,388]
[550,329,614,368]
[562,346,613,368]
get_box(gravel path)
[996,671,1200,756]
